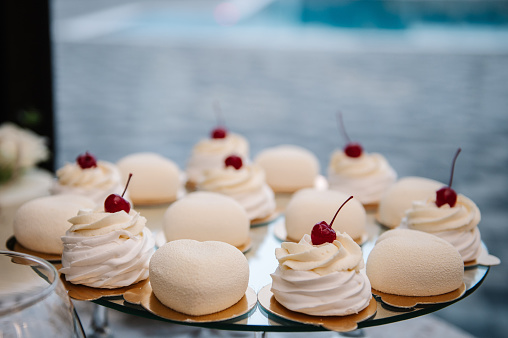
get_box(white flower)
[0,122,49,172]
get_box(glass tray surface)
[93,213,490,332]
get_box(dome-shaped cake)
[13,194,95,254]
[254,145,320,193]
[376,176,443,228]
[285,189,366,242]
[149,239,249,316]
[162,191,250,247]
[366,229,464,297]
[117,152,183,205]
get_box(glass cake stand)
[90,213,490,333]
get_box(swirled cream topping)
[60,208,154,288]
[51,161,126,204]
[327,151,397,205]
[186,133,249,184]
[400,194,482,262]
[197,164,275,221]
[270,234,371,316]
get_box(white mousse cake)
[270,233,371,316]
[117,152,183,205]
[13,194,95,254]
[376,176,443,228]
[366,229,464,296]
[186,132,249,185]
[399,193,482,263]
[51,154,126,205]
[285,189,366,242]
[163,192,250,247]
[60,205,155,288]
[327,150,397,206]
[149,239,249,316]
[254,145,320,193]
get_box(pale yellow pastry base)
[60,273,150,301]
[257,284,377,332]
[251,211,281,227]
[6,236,61,262]
[124,282,257,323]
[371,283,466,309]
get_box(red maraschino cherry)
[76,151,97,169]
[311,196,354,245]
[211,101,228,139]
[225,155,243,170]
[104,173,132,213]
[436,148,461,208]
[337,112,363,158]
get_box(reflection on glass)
[0,251,85,338]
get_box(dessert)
[163,191,250,247]
[271,198,372,316]
[366,229,464,296]
[254,145,320,193]
[149,239,249,316]
[196,155,276,221]
[60,178,154,288]
[327,113,396,206]
[51,152,126,205]
[116,152,183,205]
[12,194,95,254]
[0,123,52,240]
[185,120,249,186]
[285,189,366,243]
[399,149,482,262]
[376,176,443,228]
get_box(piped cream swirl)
[186,133,249,184]
[400,194,482,262]
[327,151,396,205]
[51,161,126,204]
[197,164,275,221]
[270,234,371,316]
[60,208,154,288]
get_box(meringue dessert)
[116,152,183,205]
[285,189,366,242]
[60,200,154,288]
[13,194,95,254]
[196,155,276,221]
[327,150,397,207]
[51,152,126,205]
[399,194,482,263]
[163,191,250,247]
[366,229,464,296]
[186,128,249,186]
[271,231,371,316]
[376,176,443,228]
[149,239,249,316]
[254,145,320,193]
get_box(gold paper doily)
[6,236,62,263]
[371,283,466,309]
[257,284,377,332]
[60,274,150,301]
[124,282,257,323]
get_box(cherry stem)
[121,173,133,198]
[213,100,225,126]
[336,111,352,144]
[448,148,461,188]
[329,196,354,227]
